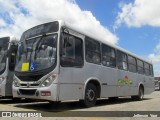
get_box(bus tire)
[131,87,144,101]
[82,83,97,108]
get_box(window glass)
[128,55,137,73]
[102,44,116,67]
[149,64,153,76]
[62,36,75,59]
[0,37,9,73]
[15,34,57,72]
[61,33,83,67]
[21,21,59,40]
[137,59,144,74]
[85,37,101,64]
[144,62,150,76]
[117,50,128,70]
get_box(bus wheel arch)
[132,83,144,101]
[81,79,101,107]
[139,84,144,100]
[84,79,101,98]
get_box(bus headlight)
[13,77,20,87]
[0,76,5,84]
[41,74,56,87]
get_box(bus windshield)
[15,34,57,72]
[0,37,9,73]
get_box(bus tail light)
[41,91,51,96]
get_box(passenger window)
[102,44,116,67]
[149,64,153,76]
[117,51,128,70]
[128,55,137,73]
[137,59,144,74]
[60,32,83,67]
[144,62,150,76]
[85,37,101,64]
[62,36,75,59]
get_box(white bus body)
[0,37,18,98]
[12,20,154,107]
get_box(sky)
[0,0,160,76]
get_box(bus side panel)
[144,76,155,94]
[137,74,145,93]
[58,66,84,101]
[83,64,117,98]
[58,63,118,101]
[59,84,84,101]
[100,66,117,98]
[128,72,138,96]
[116,70,130,96]
[5,72,14,96]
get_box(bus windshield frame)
[0,37,9,74]
[15,22,59,74]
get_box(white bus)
[0,37,18,99]
[12,20,154,107]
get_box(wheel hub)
[86,89,95,101]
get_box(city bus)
[0,37,18,99]
[12,20,154,107]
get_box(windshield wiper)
[34,34,47,60]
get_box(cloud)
[148,43,160,76]
[114,0,160,76]
[114,0,160,29]
[148,43,160,63]
[153,63,160,77]
[0,0,118,44]
[0,19,7,27]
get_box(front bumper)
[12,84,58,101]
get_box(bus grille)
[19,89,36,96]
[20,83,39,87]
[17,75,43,82]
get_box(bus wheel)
[131,87,144,101]
[82,83,97,107]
